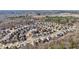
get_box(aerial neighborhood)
[0,10,78,49]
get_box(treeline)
[7,15,32,20]
[45,16,78,24]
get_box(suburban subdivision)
[0,10,79,49]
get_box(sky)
[0,0,79,10]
